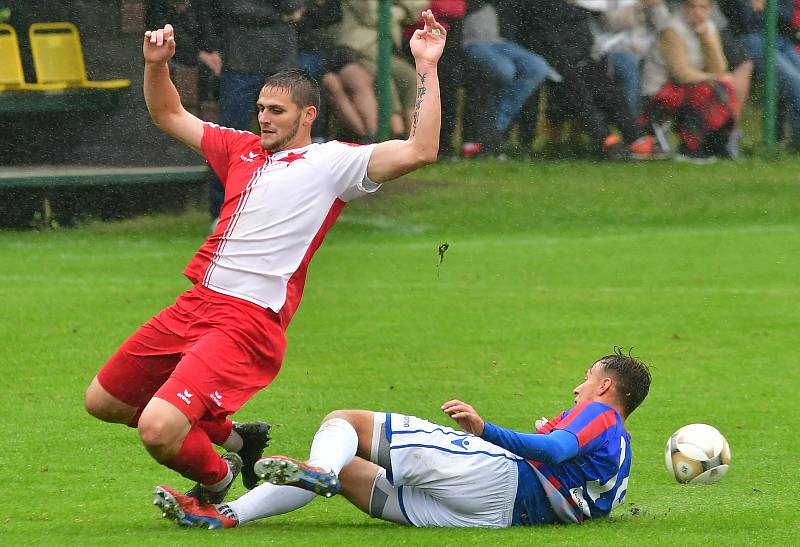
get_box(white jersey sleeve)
[324,141,380,201]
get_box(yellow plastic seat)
[0,23,67,91]
[28,22,130,90]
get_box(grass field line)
[329,222,800,250]
[1,272,794,296]
[1,220,796,252]
[314,281,798,296]
[439,222,798,241]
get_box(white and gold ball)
[664,423,731,484]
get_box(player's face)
[573,363,606,404]
[256,87,312,152]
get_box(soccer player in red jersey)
[84,11,447,504]
[153,350,651,529]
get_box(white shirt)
[184,124,379,318]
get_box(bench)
[0,165,209,188]
[0,165,209,228]
[0,87,127,115]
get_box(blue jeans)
[609,50,642,119]
[299,52,327,80]
[219,70,266,131]
[740,33,800,141]
[464,41,550,133]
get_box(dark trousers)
[462,58,497,145]
[549,57,642,148]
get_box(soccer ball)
[664,423,731,484]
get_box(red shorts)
[97,284,286,425]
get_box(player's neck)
[594,395,626,421]
[269,134,312,154]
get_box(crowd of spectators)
[146,0,800,176]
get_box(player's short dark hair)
[597,348,651,417]
[262,69,320,111]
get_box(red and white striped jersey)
[184,123,378,322]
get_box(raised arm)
[143,24,205,154]
[366,10,445,183]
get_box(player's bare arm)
[442,399,486,435]
[367,10,445,183]
[143,24,205,153]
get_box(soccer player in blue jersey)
[153,350,651,528]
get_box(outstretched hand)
[442,400,485,435]
[409,9,446,66]
[143,24,176,65]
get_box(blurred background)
[1,0,797,227]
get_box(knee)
[84,378,133,423]
[322,409,353,424]
[138,415,184,461]
[493,63,516,85]
[521,57,550,81]
[738,60,754,77]
[321,409,375,444]
[323,75,346,98]
[348,73,373,93]
[84,388,111,421]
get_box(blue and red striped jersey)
[528,401,631,523]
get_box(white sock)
[225,418,358,525]
[222,427,243,452]
[306,418,358,476]
[227,482,315,524]
[203,467,232,492]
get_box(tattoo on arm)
[411,72,428,137]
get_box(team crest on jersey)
[278,151,307,166]
[450,438,470,450]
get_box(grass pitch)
[1,158,799,545]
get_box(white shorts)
[368,413,520,528]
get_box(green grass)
[1,159,799,545]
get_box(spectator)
[719,0,800,150]
[523,0,656,159]
[642,0,738,161]
[709,2,754,157]
[146,1,221,117]
[591,0,667,121]
[668,0,754,156]
[205,0,306,221]
[494,0,547,155]
[333,0,429,137]
[403,0,467,158]
[297,0,379,143]
[146,1,219,72]
[461,0,554,156]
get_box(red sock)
[197,416,234,446]
[164,426,229,485]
